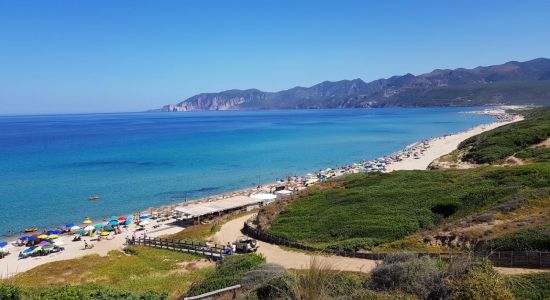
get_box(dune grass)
[3,246,213,299]
[265,163,549,251]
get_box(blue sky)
[1,0,549,115]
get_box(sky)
[0,0,549,115]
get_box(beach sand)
[0,109,524,278]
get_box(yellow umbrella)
[100,231,110,236]
[48,234,59,239]
[83,217,92,224]
[38,234,48,239]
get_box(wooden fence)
[130,237,226,261]
[243,222,550,268]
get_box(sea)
[0,108,494,235]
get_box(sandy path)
[212,214,377,273]
[385,117,522,171]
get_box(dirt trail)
[213,213,549,275]
[213,213,377,273]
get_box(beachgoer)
[232,243,236,253]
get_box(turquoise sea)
[0,108,493,235]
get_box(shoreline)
[0,107,523,278]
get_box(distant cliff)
[156,58,550,112]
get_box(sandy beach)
[0,108,523,278]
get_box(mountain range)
[156,58,550,111]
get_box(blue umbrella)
[127,215,133,219]
[124,220,133,225]
[139,216,149,220]
[94,224,104,229]
[103,225,114,231]
[66,223,75,228]
[20,236,30,241]
[0,242,8,247]
[108,220,119,226]
[29,236,39,241]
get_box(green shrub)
[186,254,265,296]
[483,224,550,251]
[366,253,447,299]
[451,270,513,300]
[509,272,550,300]
[0,285,22,300]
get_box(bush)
[25,286,167,300]
[451,270,513,300]
[366,253,447,299]
[0,285,22,300]
[483,224,550,251]
[186,254,265,296]
[509,272,550,300]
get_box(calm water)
[0,108,493,234]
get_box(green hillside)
[265,163,550,251]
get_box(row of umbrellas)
[65,214,150,235]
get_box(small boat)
[88,195,100,201]
[24,227,38,233]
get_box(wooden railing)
[129,237,226,260]
[184,284,241,300]
[242,222,550,268]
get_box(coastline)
[0,107,523,278]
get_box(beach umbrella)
[138,220,150,226]
[28,236,39,241]
[53,240,64,246]
[20,236,30,241]
[0,242,8,247]
[128,223,137,228]
[139,215,149,220]
[32,246,43,253]
[75,229,86,235]
[100,231,110,236]
[37,241,50,247]
[84,225,95,232]
[94,224,104,229]
[117,216,126,221]
[108,220,119,226]
[124,220,133,225]
[47,234,59,239]
[38,234,48,239]
[110,215,118,220]
[65,223,75,228]
[103,225,114,231]
[70,225,81,232]
[83,217,92,224]
[23,247,34,254]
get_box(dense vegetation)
[1,246,211,299]
[186,254,265,296]
[483,224,550,251]
[266,163,549,251]
[509,272,550,300]
[458,108,550,164]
